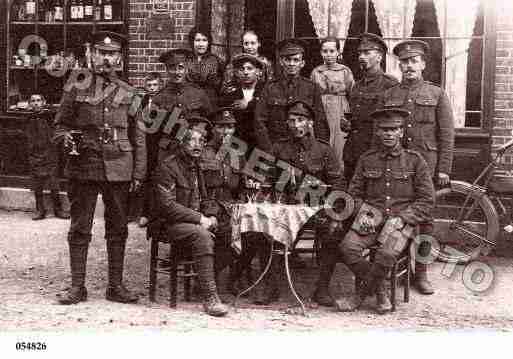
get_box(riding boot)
[375,282,392,314]
[32,190,46,220]
[414,262,435,295]
[58,240,89,304]
[196,254,228,317]
[51,190,70,219]
[105,240,139,303]
[334,260,372,312]
[312,249,336,306]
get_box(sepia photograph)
[1,0,512,356]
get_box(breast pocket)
[415,97,437,124]
[391,170,414,198]
[363,169,383,197]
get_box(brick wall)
[493,1,513,166]
[128,0,197,88]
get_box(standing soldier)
[148,49,213,161]
[335,108,435,314]
[383,40,455,295]
[54,32,146,305]
[344,33,399,182]
[255,38,330,151]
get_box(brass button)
[386,182,390,186]
[386,168,391,172]
[386,196,391,200]
[407,124,412,128]
[104,108,109,112]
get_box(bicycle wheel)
[432,180,499,264]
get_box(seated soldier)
[152,116,228,317]
[335,108,435,314]
[255,100,346,305]
[199,108,245,291]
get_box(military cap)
[370,108,410,128]
[357,32,387,53]
[277,38,306,56]
[213,107,237,125]
[231,53,264,69]
[92,31,127,51]
[393,40,429,60]
[158,49,192,66]
[287,100,315,120]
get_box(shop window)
[5,0,128,111]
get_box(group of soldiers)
[51,28,454,318]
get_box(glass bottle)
[69,0,77,20]
[25,0,36,21]
[84,0,93,20]
[84,42,92,69]
[94,0,102,21]
[53,0,63,21]
[76,0,84,20]
[103,0,112,21]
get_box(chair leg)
[169,242,178,308]
[184,263,192,302]
[391,263,397,312]
[149,239,158,302]
[405,257,411,303]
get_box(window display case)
[0,0,128,179]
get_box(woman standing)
[187,26,225,105]
[310,37,354,166]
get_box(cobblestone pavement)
[1,210,513,332]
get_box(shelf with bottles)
[10,0,124,24]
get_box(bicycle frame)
[452,139,513,247]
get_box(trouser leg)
[32,176,46,220]
[50,175,69,219]
[414,222,435,294]
[58,181,98,304]
[100,181,138,303]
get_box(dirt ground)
[1,209,513,332]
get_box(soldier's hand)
[209,216,218,231]
[232,99,248,110]
[199,215,212,230]
[438,172,450,186]
[130,179,142,193]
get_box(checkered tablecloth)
[231,203,322,251]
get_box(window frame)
[277,0,497,135]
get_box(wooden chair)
[148,220,198,307]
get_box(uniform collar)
[378,144,403,158]
[178,148,199,169]
[293,134,314,150]
[362,68,384,84]
[400,77,424,89]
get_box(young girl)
[310,37,354,166]
[221,30,274,93]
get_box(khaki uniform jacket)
[271,135,346,202]
[54,73,146,182]
[344,70,398,166]
[349,146,435,225]
[148,82,213,161]
[200,139,245,204]
[383,79,455,176]
[152,149,203,226]
[255,76,330,150]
